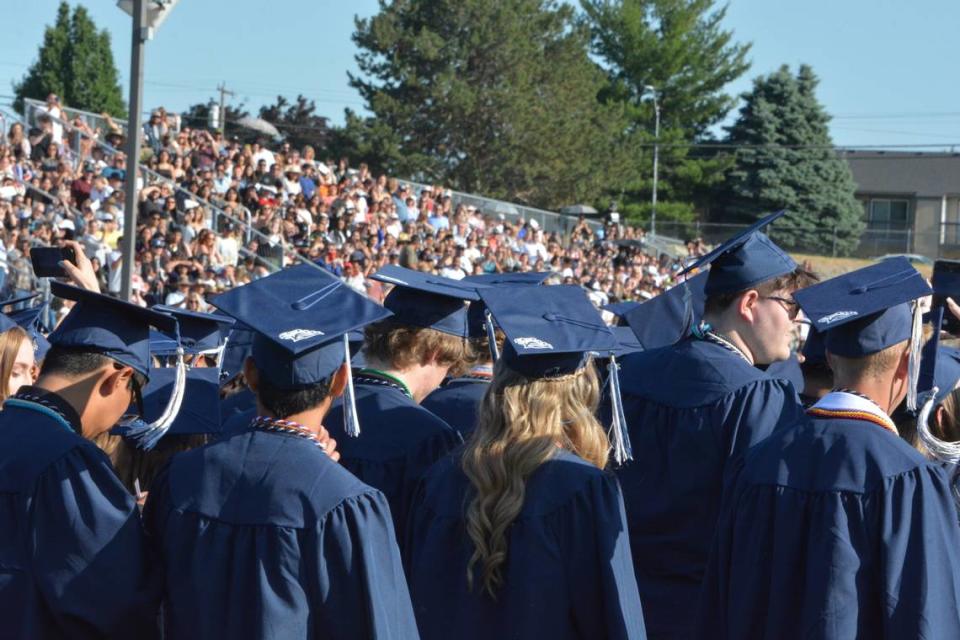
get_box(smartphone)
[932,259,960,334]
[30,246,77,278]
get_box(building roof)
[845,151,960,197]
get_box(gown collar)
[6,385,83,435]
[807,390,898,435]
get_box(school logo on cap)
[514,336,553,350]
[817,310,859,326]
[279,328,326,342]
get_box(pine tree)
[718,65,864,255]
[581,0,751,224]
[257,95,331,152]
[14,2,126,116]
[348,0,637,208]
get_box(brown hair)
[703,267,819,316]
[462,361,608,598]
[829,340,906,387]
[0,326,30,401]
[109,434,208,494]
[363,318,472,374]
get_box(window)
[865,199,910,231]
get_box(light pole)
[643,85,660,237]
[117,0,179,302]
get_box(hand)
[60,240,100,293]
[316,425,340,462]
[947,297,960,326]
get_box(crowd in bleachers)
[1,94,704,318]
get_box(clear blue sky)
[2,0,960,148]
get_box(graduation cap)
[211,263,392,436]
[680,210,796,296]
[219,322,256,386]
[463,271,551,353]
[793,256,931,410]
[9,305,51,361]
[0,292,41,333]
[801,327,826,366]
[371,265,484,338]
[138,367,221,436]
[602,301,641,326]
[48,282,187,447]
[915,345,960,465]
[480,284,632,464]
[152,305,235,358]
[623,272,708,350]
[611,326,644,358]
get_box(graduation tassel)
[125,347,188,450]
[906,300,924,412]
[485,309,500,362]
[607,354,633,466]
[343,333,361,437]
[915,387,960,464]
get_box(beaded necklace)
[703,330,753,365]
[249,416,327,450]
[355,369,414,399]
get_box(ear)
[737,289,760,324]
[895,344,912,381]
[328,363,349,400]
[935,405,947,430]
[243,356,259,393]
[101,365,133,398]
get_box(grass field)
[792,253,933,279]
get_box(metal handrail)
[24,97,128,136]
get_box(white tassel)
[607,355,633,466]
[916,387,960,465]
[907,300,923,412]
[485,309,500,362]
[343,333,361,437]
[128,347,188,450]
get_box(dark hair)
[703,267,818,316]
[41,346,147,389]
[256,374,333,419]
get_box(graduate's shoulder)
[0,407,106,493]
[420,448,616,520]
[333,385,459,444]
[620,338,784,405]
[742,416,939,494]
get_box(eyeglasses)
[761,295,800,320]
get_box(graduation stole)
[806,390,898,435]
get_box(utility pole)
[119,0,146,303]
[643,85,660,238]
[216,83,234,135]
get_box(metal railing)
[23,97,127,139]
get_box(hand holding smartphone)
[30,246,78,278]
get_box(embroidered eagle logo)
[514,336,554,350]
[279,328,326,342]
[817,310,858,326]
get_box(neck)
[361,356,430,403]
[255,396,333,435]
[701,315,754,365]
[833,378,901,416]
[35,374,100,438]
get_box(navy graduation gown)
[405,450,647,640]
[696,404,960,639]
[615,338,804,639]
[0,390,160,639]
[144,427,419,640]
[326,377,462,543]
[420,376,489,439]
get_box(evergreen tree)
[257,95,331,152]
[182,101,252,143]
[718,64,864,255]
[348,0,638,208]
[15,2,126,116]
[581,0,751,224]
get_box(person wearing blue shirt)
[145,264,419,639]
[405,284,647,640]
[697,257,960,639]
[0,281,179,639]
[615,211,816,639]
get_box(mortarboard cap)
[793,257,931,359]
[153,305,235,355]
[794,257,931,411]
[0,293,41,333]
[141,367,222,436]
[681,210,796,296]
[211,264,391,390]
[915,342,960,464]
[481,284,632,464]
[611,326,644,358]
[9,305,51,361]
[463,272,550,340]
[49,282,179,378]
[603,301,641,326]
[219,322,256,386]
[801,327,826,366]
[371,265,483,338]
[623,272,708,349]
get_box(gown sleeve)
[880,465,960,639]
[566,472,648,640]
[723,379,803,460]
[30,445,161,639]
[313,488,421,640]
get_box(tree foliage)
[581,0,751,223]
[14,2,125,117]
[257,95,331,152]
[347,0,639,208]
[717,64,864,255]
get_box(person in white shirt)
[216,224,240,267]
[37,94,63,144]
